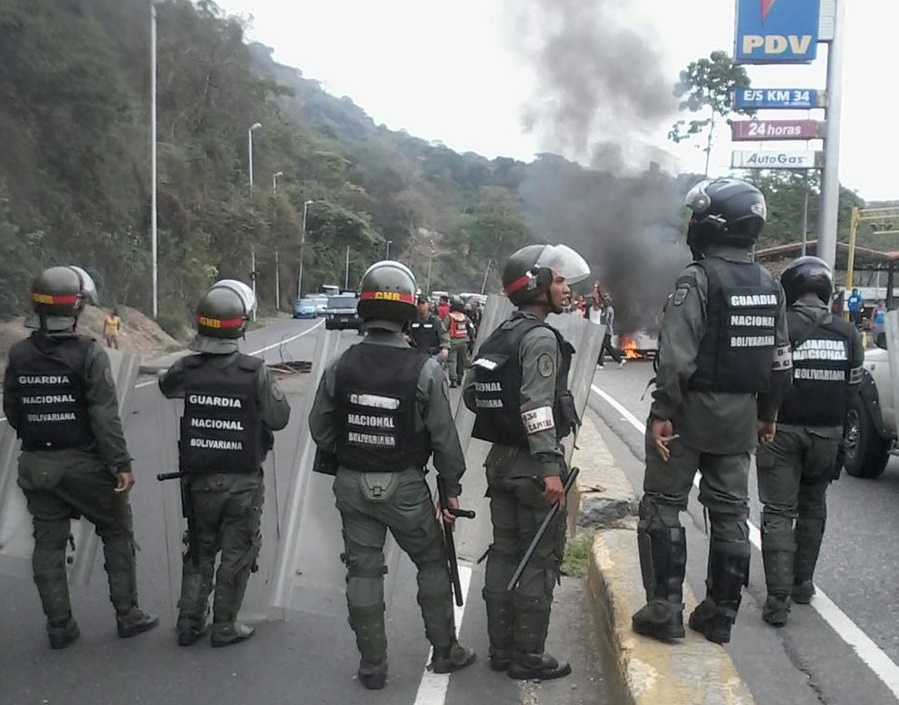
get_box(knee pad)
[638,495,680,531]
[32,519,71,551]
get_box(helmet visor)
[535,244,591,285]
[684,180,713,215]
[69,266,99,306]
[211,279,257,317]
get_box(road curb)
[573,414,756,705]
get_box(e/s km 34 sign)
[731,119,825,141]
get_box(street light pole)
[273,170,283,195]
[150,0,158,319]
[248,122,261,189]
[298,199,313,297]
[385,239,393,259]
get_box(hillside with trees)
[0,1,876,336]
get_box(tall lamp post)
[273,171,283,310]
[297,199,313,297]
[150,0,160,319]
[247,122,261,189]
[385,239,393,259]
[272,170,283,195]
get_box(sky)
[213,0,896,201]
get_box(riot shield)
[0,348,140,585]
[269,328,404,617]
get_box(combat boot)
[211,569,255,647]
[483,588,514,671]
[688,547,750,645]
[47,616,80,650]
[348,601,388,686]
[632,526,687,640]
[507,653,572,681]
[429,641,477,674]
[761,539,795,628]
[358,658,388,690]
[509,595,571,681]
[176,570,213,646]
[34,569,77,649]
[792,580,816,605]
[210,622,255,647]
[104,536,159,638]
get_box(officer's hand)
[439,348,449,361]
[542,475,565,506]
[757,420,776,445]
[441,496,459,527]
[651,419,678,462]
[115,469,135,493]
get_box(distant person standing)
[436,295,450,320]
[104,308,121,349]
[597,296,625,368]
[443,299,474,388]
[847,287,862,326]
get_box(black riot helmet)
[502,244,590,313]
[357,260,418,322]
[194,279,256,339]
[684,178,767,259]
[780,256,833,306]
[29,265,98,331]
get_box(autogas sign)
[734,87,824,110]
[731,150,824,169]
[731,119,824,141]
[734,0,821,63]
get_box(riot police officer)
[463,244,590,680]
[3,266,158,648]
[158,280,290,647]
[757,256,863,626]
[408,294,450,360]
[631,178,792,645]
[309,261,475,690]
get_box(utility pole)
[275,249,280,311]
[150,0,158,319]
[344,245,350,290]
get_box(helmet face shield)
[69,266,99,306]
[534,244,591,285]
[211,279,257,318]
[684,180,713,215]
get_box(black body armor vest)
[779,310,855,427]
[9,334,93,451]
[334,344,431,472]
[180,354,263,473]
[688,257,779,394]
[408,315,441,354]
[471,315,577,448]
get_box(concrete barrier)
[572,414,756,705]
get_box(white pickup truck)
[843,311,898,478]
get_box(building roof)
[755,240,899,272]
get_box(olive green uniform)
[158,352,290,641]
[442,313,471,387]
[462,315,567,665]
[3,333,150,642]
[756,298,864,608]
[636,247,790,640]
[309,330,467,678]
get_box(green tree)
[668,51,752,175]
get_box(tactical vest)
[688,257,779,394]
[334,343,431,472]
[779,310,855,427]
[180,354,263,473]
[9,334,93,451]
[447,312,469,340]
[408,315,441,354]
[471,315,577,448]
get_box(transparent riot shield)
[0,348,140,585]
[270,328,403,618]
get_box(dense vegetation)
[0,0,878,333]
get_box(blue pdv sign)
[734,0,821,63]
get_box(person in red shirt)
[436,295,450,319]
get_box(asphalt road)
[0,316,608,705]
[589,358,899,705]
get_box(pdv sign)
[734,0,821,63]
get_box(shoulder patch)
[672,286,691,306]
[537,353,555,377]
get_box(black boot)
[688,546,750,645]
[632,526,687,640]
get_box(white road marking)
[413,564,473,704]
[590,381,899,698]
[133,320,324,389]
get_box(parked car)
[324,294,361,330]
[843,337,895,478]
[293,297,318,319]
[312,295,329,316]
